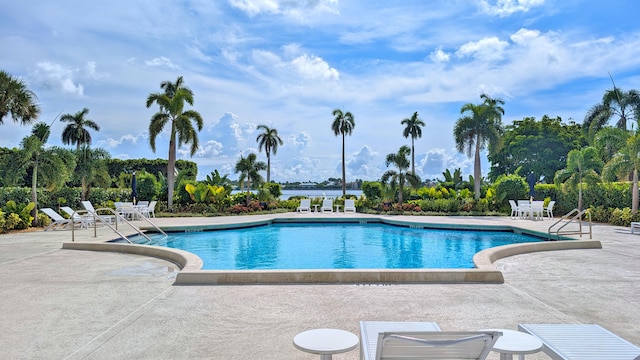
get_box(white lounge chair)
[360,321,441,360]
[375,331,502,360]
[321,199,333,213]
[60,206,94,227]
[81,201,114,224]
[297,199,311,213]
[518,323,640,359]
[40,208,85,230]
[344,199,356,213]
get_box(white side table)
[293,328,359,360]
[483,329,543,360]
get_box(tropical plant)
[381,145,421,204]
[601,131,640,213]
[583,87,640,141]
[554,146,603,211]
[454,93,504,199]
[331,109,355,196]
[146,76,203,211]
[60,108,100,150]
[401,111,425,175]
[234,153,266,205]
[0,70,40,126]
[255,124,283,183]
[74,146,110,201]
[6,122,75,225]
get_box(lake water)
[232,189,363,200]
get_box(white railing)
[70,207,166,243]
[547,208,592,240]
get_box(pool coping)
[62,215,602,285]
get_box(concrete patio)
[1,214,638,359]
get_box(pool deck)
[1,213,639,359]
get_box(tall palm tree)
[255,124,283,183]
[146,76,203,211]
[0,70,41,125]
[9,122,75,225]
[60,108,101,150]
[234,153,266,205]
[602,131,640,213]
[381,145,421,204]
[401,111,425,175]
[331,109,355,196]
[453,94,504,200]
[554,147,602,211]
[584,88,640,141]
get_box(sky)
[2,0,640,183]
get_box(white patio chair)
[518,200,531,219]
[508,200,520,219]
[531,201,545,220]
[360,321,441,360]
[147,201,157,218]
[321,199,333,212]
[81,200,114,224]
[60,206,93,227]
[344,199,356,213]
[519,324,640,359]
[296,199,311,212]
[375,331,502,360]
[545,200,556,219]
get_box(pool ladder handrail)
[547,208,592,240]
[71,207,166,243]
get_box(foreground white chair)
[360,321,441,360]
[375,331,502,360]
[296,199,311,213]
[344,199,356,213]
[40,208,84,230]
[81,201,114,224]
[321,199,333,212]
[518,324,640,359]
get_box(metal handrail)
[547,208,592,240]
[125,206,167,237]
[71,207,154,243]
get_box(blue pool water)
[135,223,542,270]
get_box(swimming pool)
[134,223,542,270]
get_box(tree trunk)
[266,152,271,183]
[473,136,481,200]
[411,138,415,175]
[81,176,87,201]
[398,177,404,204]
[31,165,38,227]
[341,132,346,196]
[633,168,639,213]
[167,137,176,211]
[246,177,251,206]
[578,183,583,212]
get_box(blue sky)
[2,0,640,182]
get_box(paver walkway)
[1,214,638,359]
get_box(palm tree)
[584,88,640,141]
[255,124,284,183]
[331,109,355,196]
[602,131,640,213]
[146,76,203,211]
[381,145,421,204]
[401,111,425,175]
[75,146,111,201]
[234,153,266,205]
[60,108,100,150]
[554,147,603,211]
[9,122,75,225]
[0,70,41,125]
[453,94,504,200]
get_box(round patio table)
[293,328,359,360]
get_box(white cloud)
[144,56,179,69]
[456,37,510,61]
[98,133,146,149]
[345,145,379,179]
[207,112,255,155]
[429,47,450,63]
[476,0,544,17]
[229,0,338,18]
[290,54,339,80]
[288,131,311,149]
[29,61,84,96]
